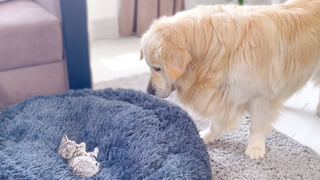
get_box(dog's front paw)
[245,146,265,159]
[199,129,217,144]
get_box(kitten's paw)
[199,129,216,144]
[245,146,265,159]
[94,147,99,153]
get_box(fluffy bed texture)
[95,73,320,179]
[0,89,212,180]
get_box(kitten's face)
[58,135,82,160]
[60,144,77,159]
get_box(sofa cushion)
[0,61,68,110]
[34,0,61,20]
[0,0,11,3]
[0,0,63,71]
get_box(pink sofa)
[0,0,68,110]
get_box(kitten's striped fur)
[58,135,101,178]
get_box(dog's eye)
[153,67,161,72]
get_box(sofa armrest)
[33,0,61,21]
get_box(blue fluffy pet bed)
[0,89,212,179]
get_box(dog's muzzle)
[147,83,155,95]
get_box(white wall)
[87,0,121,43]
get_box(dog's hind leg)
[246,98,282,159]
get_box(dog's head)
[140,19,192,98]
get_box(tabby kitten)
[58,135,101,178]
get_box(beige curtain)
[119,0,185,37]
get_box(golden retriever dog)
[140,0,320,159]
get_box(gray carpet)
[94,73,320,180]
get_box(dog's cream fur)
[140,0,320,159]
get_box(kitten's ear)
[61,134,69,144]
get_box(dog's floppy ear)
[161,47,191,80]
[140,49,144,60]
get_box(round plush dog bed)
[0,89,211,180]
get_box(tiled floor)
[275,83,320,153]
[90,37,320,154]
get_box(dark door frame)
[60,0,92,90]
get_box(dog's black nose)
[147,86,155,95]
